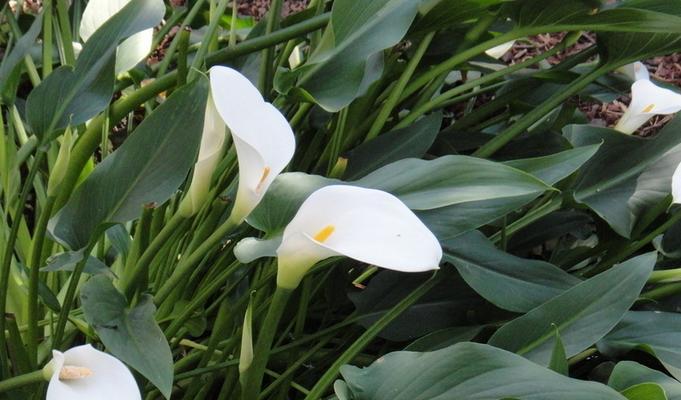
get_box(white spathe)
[79,0,154,74]
[178,94,227,216]
[615,79,681,134]
[275,185,443,289]
[617,61,650,82]
[673,162,681,204]
[46,344,140,400]
[209,66,296,222]
[485,40,515,59]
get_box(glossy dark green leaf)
[344,112,442,180]
[25,0,164,137]
[609,361,681,400]
[350,270,503,341]
[81,275,173,398]
[504,144,601,186]
[338,342,626,400]
[599,311,681,382]
[488,253,655,365]
[0,14,43,102]
[48,79,209,250]
[443,230,580,313]
[413,0,508,33]
[567,121,681,238]
[279,0,420,111]
[404,325,484,352]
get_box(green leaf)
[42,251,114,277]
[81,275,173,399]
[549,328,569,376]
[620,384,667,400]
[609,361,681,400]
[503,144,601,186]
[488,253,655,365]
[48,78,209,250]
[338,342,626,400]
[599,311,681,382]
[357,155,552,210]
[443,230,580,313]
[404,325,484,352]
[567,121,681,238]
[25,0,164,137]
[0,14,43,103]
[279,0,420,111]
[413,0,508,33]
[344,112,442,180]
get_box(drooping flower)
[614,79,681,134]
[485,40,515,59]
[45,344,140,400]
[209,66,296,222]
[79,0,154,74]
[275,185,442,289]
[178,94,227,216]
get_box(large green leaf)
[25,0,164,137]
[0,14,43,103]
[599,311,681,382]
[443,230,580,313]
[278,0,420,111]
[356,155,552,210]
[609,361,681,400]
[567,122,681,238]
[81,276,173,398]
[488,253,655,365]
[48,78,209,250]
[344,112,442,180]
[413,0,509,33]
[504,144,601,186]
[337,342,626,400]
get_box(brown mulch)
[501,32,597,65]
[239,0,310,20]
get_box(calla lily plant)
[44,345,140,400]
[614,70,681,134]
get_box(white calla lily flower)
[485,40,515,59]
[615,79,681,134]
[45,345,140,400]
[209,66,296,222]
[79,0,154,74]
[178,94,227,216]
[617,61,650,82]
[275,185,442,289]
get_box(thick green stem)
[42,0,53,78]
[241,286,293,400]
[259,0,284,95]
[55,0,76,65]
[0,369,45,392]
[188,0,231,81]
[364,32,435,141]
[304,274,441,400]
[26,195,56,366]
[0,149,46,378]
[474,65,609,158]
[155,216,239,305]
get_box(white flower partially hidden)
[275,185,442,289]
[485,40,515,59]
[615,79,681,134]
[672,162,681,204]
[209,66,295,222]
[178,94,227,216]
[617,61,650,82]
[45,344,140,400]
[79,0,154,74]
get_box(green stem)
[364,32,435,141]
[121,212,188,299]
[473,64,609,158]
[26,195,56,366]
[242,286,293,400]
[648,268,681,284]
[259,0,284,95]
[55,0,75,65]
[155,216,239,305]
[490,195,563,244]
[395,32,580,130]
[0,369,45,393]
[304,273,441,400]
[42,0,53,78]
[189,0,231,80]
[642,282,681,300]
[0,149,46,378]
[157,0,207,77]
